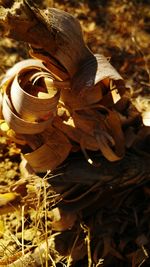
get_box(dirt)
[0,0,150,266]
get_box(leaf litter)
[0,0,149,266]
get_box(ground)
[0,0,150,266]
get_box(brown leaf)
[24,126,72,172]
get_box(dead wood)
[0,0,93,77]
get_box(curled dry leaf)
[2,92,53,134]
[10,71,59,122]
[0,59,72,172]
[0,3,146,173]
[23,126,72,172]
[53,106,125,162]
[71,54,125,96]
[60,54,126,112]
[1,59,60,134]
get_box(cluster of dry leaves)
[0,52,148,173]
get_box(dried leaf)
[60,81,103,111]
[1,59,50,85]
[54,108,123,161]
[23,127,72,172]
[72,54,125,95]
[2,61,59,124]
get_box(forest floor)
[0,0,150,266]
